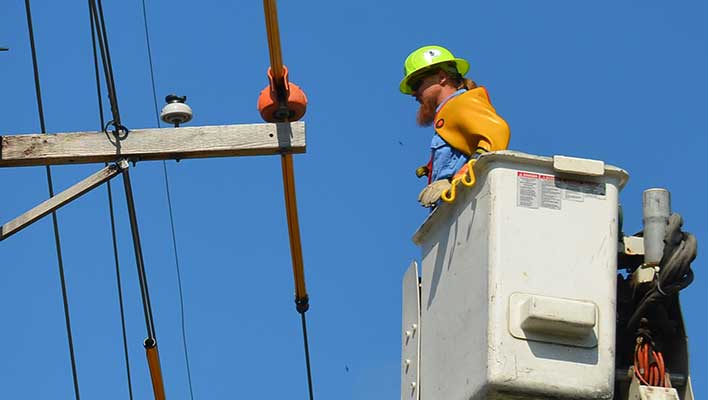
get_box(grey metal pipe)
[642,188,671,265]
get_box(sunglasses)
[409,71,438,93]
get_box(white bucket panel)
[413,151,628,400]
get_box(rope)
[139,0,195,396]
[627,213,698,330]
[88,3,134,397]
[23,1,81,398]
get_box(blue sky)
[1,0,706,399]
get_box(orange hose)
[634,341,670,388]
[634,343,650,386]
[657,351,667,387]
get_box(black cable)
[162,162,195,399]
[627,213,698,331]
[89,7,105,131]
[88,3,134,398]
[122,169,157,340]
[106,178,135,400]
[140,0,161,123]
[88,0,124,132]
[139,0,196,397]
[88,0,157,343]
[656,214,697,294]
[23,1,81,399]
[300,312,315,400]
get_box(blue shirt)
[430,89,468,182]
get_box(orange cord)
[634,340,669,387]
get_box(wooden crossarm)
[0,122,305,167]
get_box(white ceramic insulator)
[160,102,193,125]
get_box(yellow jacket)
[433,87,510,156]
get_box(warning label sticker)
[516,171,606,210]
[517,172,540,209]
[540,175,562,210]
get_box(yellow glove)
[418,180,451,208]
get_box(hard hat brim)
[399,58,470,94]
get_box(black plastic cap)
[165,94,187,104]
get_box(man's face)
[411,73,440,103]
[412,73,441,126]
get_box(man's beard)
[416,97,437,126]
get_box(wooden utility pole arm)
[0,122,305,168]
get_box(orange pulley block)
[258,65,308,122]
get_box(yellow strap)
[441,159,477,203]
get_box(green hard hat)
[399,45,470,94]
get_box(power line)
[87,1,166,397]
[88,0,158,344]
[139,0,196,397]
[87,2,134,397]
[87,0,124,133]
[88,0,157,336]
[300,312,314,400]
[106,180,136,400]
[161,161,195,400]
[23,1,81,398]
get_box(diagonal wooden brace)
[0,160,129,241]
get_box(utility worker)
[400,45,510,207]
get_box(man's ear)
[438,70,450,86]
[438,70,449,86]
